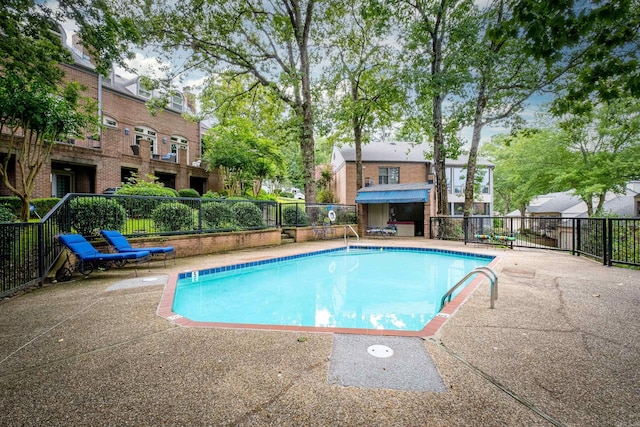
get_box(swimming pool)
[166,247,495,335]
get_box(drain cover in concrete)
[106,275,168,291]
[328,334,446,392]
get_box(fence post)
[602,218,608,266]
[571,218,576,256]
[197,199,203,234]
[575,218,581,257]
[37,222,45,285]
[463,217,469,245]
[606,218,613,267]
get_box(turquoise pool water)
[173,247,493,332]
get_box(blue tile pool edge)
[177,246,495,280]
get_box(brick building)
[0,29,220,199]
[331,141,494,237]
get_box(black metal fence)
[0,194,357,297]
[430,216,640,267]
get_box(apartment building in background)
[0,28,220,199]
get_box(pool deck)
[1,238,639,426]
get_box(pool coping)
[157,246,501,337]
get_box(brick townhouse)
[0,28,220,199]
[331,141,494,237]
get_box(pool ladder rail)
[344,224,360,248]
[440,266,498,311]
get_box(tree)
[459,1,553,217]
[397,0,477,215]
[136,0,320,201]
[0,1,139,221]
[0,75,96,220]
[199,74,286,196]
[505,0,640,115]
[555,96,640,215]
[482,129,571,216]
[203,117,284,197]
[319,0,405,192]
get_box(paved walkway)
[0,239,638,426]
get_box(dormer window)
[137,78,153,99]
[170,93,183,111]
[138,86,151,99]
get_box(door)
[52,173,73,197]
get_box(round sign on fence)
[328,210,336,222]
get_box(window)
[170,135,188,163]
[138,79,152,99]
[478,167,490,194]
[452,202,491,216]
[379,167,399,184]
[170,93,183,111]
[451,167,466,195]
[637,200,640,216]
[448,166,491,195]
[134,126,157,156]
[103,116,117,128]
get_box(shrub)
[178,188,200,198]
[282,204,308,226]
[201,201,236,229]
[116,186,177,218]
[0,205,17,222]
[31,198,60,218]
[0,206,18,259]
[0,197,21,217]
[336,209,357,224]
[232,202,265,228]
[152,202,194,232]
[255,189,277,201]
[317,188,337,204]
[202,191,222,199]
[70,197,127,236]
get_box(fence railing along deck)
[430,216,640,268]
[0,194,357,297]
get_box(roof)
[527,191,584,215]
[336,142,494,166]
[339,142,430,163]
[518,186,639,218]
[355,183,433,204]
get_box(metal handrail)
[344,224,360,248]
[440,266,498,310]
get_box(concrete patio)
[0,239,638,426]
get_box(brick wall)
[341,161,430,204]
[147,229,283,257]
[0,61,221,199]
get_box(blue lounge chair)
[100,230,175,267]
[57,234,151,279]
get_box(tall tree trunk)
[585,197,594,217]
[433,93,449,215]
[594,193,606,217]
[297,0,316,202]
[352,82,363,191]
[300,102,316,202]
[430,0,449,216]
[464,84,487,218]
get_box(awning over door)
[355,183,432,204]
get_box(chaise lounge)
[100,230,176,267]
[57,234,151,279]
